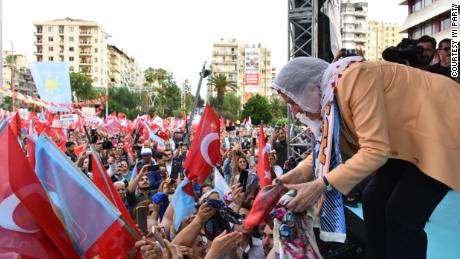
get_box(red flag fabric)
[9,112,22,138]
[182,105,221,196]
[257,124,272,188]
[26,137,36,170]
[90,149,140,257]
[74,145,84,157]
[243,182,286,230]
[0,124,79,258]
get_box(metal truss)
[286,0,318,159]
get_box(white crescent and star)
[200,132,219,167]
[260,144,271,180]
[0,193,40,233]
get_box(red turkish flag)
[182,105,221,196]
[9,112,22,138]
[257,124,272,188]
[243,182,286,230]
[0,124,79,258]
[90,149,140,256]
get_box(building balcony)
[212,51,237,56]
[34,41,43,45]
[355,28,367,34]
[34,51,43,55]
[34,31,42,35]
[80,61,92,65]
[79,41,92,45]
[80,31,92,35]
[79,51,92,56]
[355,11,366,18]
[355,38,366,43]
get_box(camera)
[344,49,357,57]
[382,38,424,67]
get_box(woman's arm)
[327,65,390,195]
[278,154,313,184]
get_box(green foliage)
[208,74,237,113]
[107,87,141,119]
[270,97,287,120]
[5,55,17,65]
[273,117,288,127]
[241,94,272,125]
[1,96,12,110]
[209,92,242,120]
[70,72,97,101]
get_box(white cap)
[141,148,152,156]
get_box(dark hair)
[417,35,437,50]
[65,141,75,148]
[438,38,451,49]
[200,184,214,195]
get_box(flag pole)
[83,126,142,241]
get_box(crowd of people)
[60,122,314,259]
[11,35,457,259]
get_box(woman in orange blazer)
[273,57,459,259]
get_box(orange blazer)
[304,61,460,195]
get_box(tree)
[270,97,287,119]
[1,96,12,110]
[241,94,273,125]
[70,72,97,101]
[107,87,141,119]
[209,92,242,121]
[208,74,237,114]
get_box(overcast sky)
[2,0,407,97]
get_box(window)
[69,56,74,61]
[48,47,53,51]
[95,38,98,43]
[48,56,54,61]
[412,0,423,13]
[69,26,74,32]
[48,26,53,32]
[422,22,433,35]
[69,66,74,72]
[48,36,54,42]
[441,16,451,31]
[69,37,74,42]
[59,25,64,34]
[94,67,98,72]
[94,58,98,62]
[94,48,98,53]
[69,47,74,52]
[412,26,422,39]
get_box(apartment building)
[340,0,369,53]
[33,17,110,88]
[108,45,143,88]
[33,18,143,89]
[210,39,274,103]
[366,21,404,61]
[399,0,451,43]
[2,51,36,96]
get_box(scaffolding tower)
[286,0,318,160]
[286,0,335,160]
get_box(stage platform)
[346,191,460,259]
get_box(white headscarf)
[272,56,364,139]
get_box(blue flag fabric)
[30,62,72,105]
[171,178,197,230]
[35,135,120,255]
